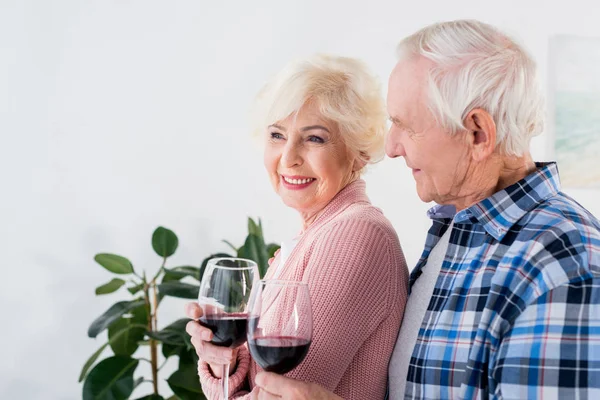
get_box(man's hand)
[251,372,343,400]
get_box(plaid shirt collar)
[426,162,561,241]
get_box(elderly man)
[253,20,600,400]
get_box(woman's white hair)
[252,54,387,168]
[397,20,545,156]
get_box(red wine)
[198,314,252,348]
[248,336,311,374]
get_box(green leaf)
[79,321,148,382]
[178,346,199,369]
[88,300,146,338]
[163,266,201,281]
[78,343,109,382]
[108,306,148,356]
[94,254,134,275]
[82,356,139,400]
[222,240,238,253]
[167,364,206,400]
[238,233,269,278]
[133,376,144,389]
[266,243,280,259]
[134,395,165,400]
[157,281,199,299]
[248,217,261,237]
[158,267,194,304]
[161,342,182,359]
[95,278,126,295]
[146,318,190,347]
[152,226,178,257]
[160,343,198,369]
[128,283,144,295]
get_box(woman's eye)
[308,135,324,143]
[270,132,284,140]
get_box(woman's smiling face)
[263,101,357,217]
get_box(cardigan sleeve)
[197,345,251,399]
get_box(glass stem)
[222,364,230,399]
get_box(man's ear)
[463,108,497,161]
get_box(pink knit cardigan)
[198,180,409,399]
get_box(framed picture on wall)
[549,35,600,188]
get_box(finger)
[255,372,294,396]
[201,350,237,366]
[191,337,222,359]
[185,302,203,319]
[204,356,230,366]
[203,303,221,315]
[190,337,235,363]
[185,320,213,341]
[256,387,281,400]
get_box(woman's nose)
[281,141,303,168]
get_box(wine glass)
[247,280,312,375]
[198,257,259,400]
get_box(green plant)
[79,218,279,400]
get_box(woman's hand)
[251,372,343,400]
[185,302,238,378]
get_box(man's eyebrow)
[300,125,330,133]
[391,115,415,129]
[389,116,405,126]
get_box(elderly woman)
[185,54,408,399]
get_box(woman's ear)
[352,152,368,172]
[463,108,497,161]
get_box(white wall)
[2,0,599,398]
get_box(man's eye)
[308,135,324,143]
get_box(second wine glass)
[247,280,312,375]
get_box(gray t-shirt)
[388,222,454,399]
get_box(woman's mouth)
[280,175,316,190]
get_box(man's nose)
[385,127,406,158]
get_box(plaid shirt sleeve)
[491,223,600,399]
[493,280,600,398]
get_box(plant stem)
[145,283,159,395]
[151,256,167,285]
[150,282,159,395]
[146,258,166,396]
[152,283,159,331]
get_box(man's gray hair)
[397,20,545,156]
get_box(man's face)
[385,56,471,205]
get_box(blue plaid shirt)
[400,162,600,399]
